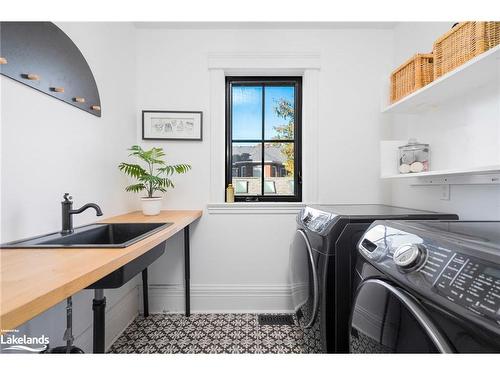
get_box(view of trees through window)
[226,77,301,201]
[274,98,295,177]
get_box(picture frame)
[142,110,203,141]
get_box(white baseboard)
[75,286,139,353]
[140,283,293,313]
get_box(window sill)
[207,202,305,215]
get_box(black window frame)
[225,76,302,202]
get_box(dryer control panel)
[358,220,500,331]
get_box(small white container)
[141,197,163,216]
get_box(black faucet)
[61,193,103,235]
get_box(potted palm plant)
[119,145,191,215]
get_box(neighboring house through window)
[226,77,302,201]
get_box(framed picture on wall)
[142,110,203,141]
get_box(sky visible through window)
[232,85,294,140]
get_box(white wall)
[134,27,394,312]
[1,22,139,352]
[388,22,500,219]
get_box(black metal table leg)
[92,289,106,353]
[142,268,149,317]
[184,225,190,317]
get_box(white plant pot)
[141,197,163,216]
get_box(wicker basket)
[433,21,500,79]
[390,53,434,103]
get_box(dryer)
[352,220,500,353]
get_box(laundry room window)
[226,77,302,202]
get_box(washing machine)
[289,204,457,353]
[351,220,500,353]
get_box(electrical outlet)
[440,184,450,200]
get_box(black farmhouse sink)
[0,222,172,248]
[1,222,173,289]
[86,240,167,289]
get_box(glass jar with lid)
[398,139,430,174]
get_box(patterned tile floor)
[109,313,307,354]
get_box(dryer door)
[289,229,319,328]
[350,278,454,353]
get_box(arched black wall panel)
[0,22,101,117]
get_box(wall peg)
[91,105,101,111]
[1,22,101,117]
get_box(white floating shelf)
[382,44,500,114]
[381,165,500,180]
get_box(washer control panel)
[358,221,500,329]
[433,253,500,320]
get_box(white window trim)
[208,51,320,213]
[207,202,305,215]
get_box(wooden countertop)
[0,210,202,331]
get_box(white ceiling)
[133,22,398,30]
